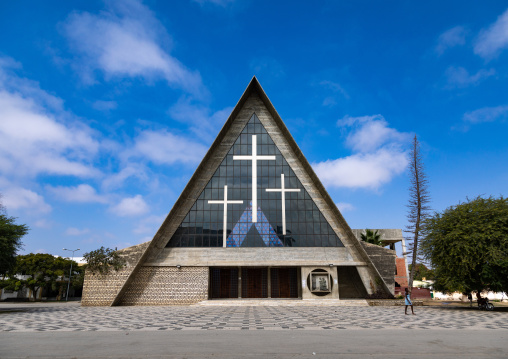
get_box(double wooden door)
[210,267,238,298]
[241,268,268,298]
[210,267,299,299]
[271,267,298,298]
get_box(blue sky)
[1,0,507,258]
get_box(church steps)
[193,299,369,307]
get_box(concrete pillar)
[356,266,374,295]
[238,267,242,298]
[332,266,339,299]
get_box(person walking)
[405,288,416,315]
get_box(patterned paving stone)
[0,304,507,332]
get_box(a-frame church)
[82,77,399,306]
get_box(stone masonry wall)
[81,268,132,306]
[81,242,150,306]
[360,242,396,295]
[118,267,208,306]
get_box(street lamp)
[63,248,80,302]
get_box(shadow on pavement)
[428,305,508,313]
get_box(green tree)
[69,264,85,293]
[83,247,126,275]
[0,213,29,276]
[52,256,84,300]
[360,229,383,246]
[408,263,435,281]
[421,196,508,294]
[0,253,77,301]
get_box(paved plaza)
[1,302,507,358]
[1,301,508,331]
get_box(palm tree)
[360,229,383,246]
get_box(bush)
[83,247,125,275]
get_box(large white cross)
[208,185,243,247]
[233,134,275,222]
[266,173,300,235]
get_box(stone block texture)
[81,268,132,306]
[360,242,396,294]
[118,267,208,306]
[81,242,150,306]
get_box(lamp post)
[63,248,80,302]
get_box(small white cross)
[266,173,300,235]
[233,134,275,223]
[208,185,243,247]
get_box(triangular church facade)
[82,77,397,306]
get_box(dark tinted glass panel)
[167,114,343,248]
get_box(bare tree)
[406,135,431,292]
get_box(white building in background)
[432,291,507,301]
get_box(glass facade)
[167,114,343,248]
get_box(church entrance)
[242,268,268,298]
[210,267,239,298]
[270,267,298,298]
[210,267,299,299]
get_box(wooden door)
[219,269,231,298]
[210,268,238,298]
[271,267,298,298]
[278,268,291,298]
[242,268,268,298]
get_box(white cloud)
[111,194,149,217]
[249,57,285,78]
[336,202,355,213]
[314,150,408,190]
[92,100,117,112]
[463,105,508,124]
[101,164,149,190]
[131,130,208,165]
[436,26,467,55]
[138,236,153,243]
[0,56,22,71]
[193,0,237,7]
[168,97,233,142]
[65,227,90,236]
[474,8,508,59]
[33,219,52,229]
[444,66,495,88]
[63,0,205,96]
[2,186,52,214]
[320,80,350,101]
[313,115,410,190]
[134,214,166,234]
[47,184,108,203]
[337,115,410,153]
[0,59,99,179]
